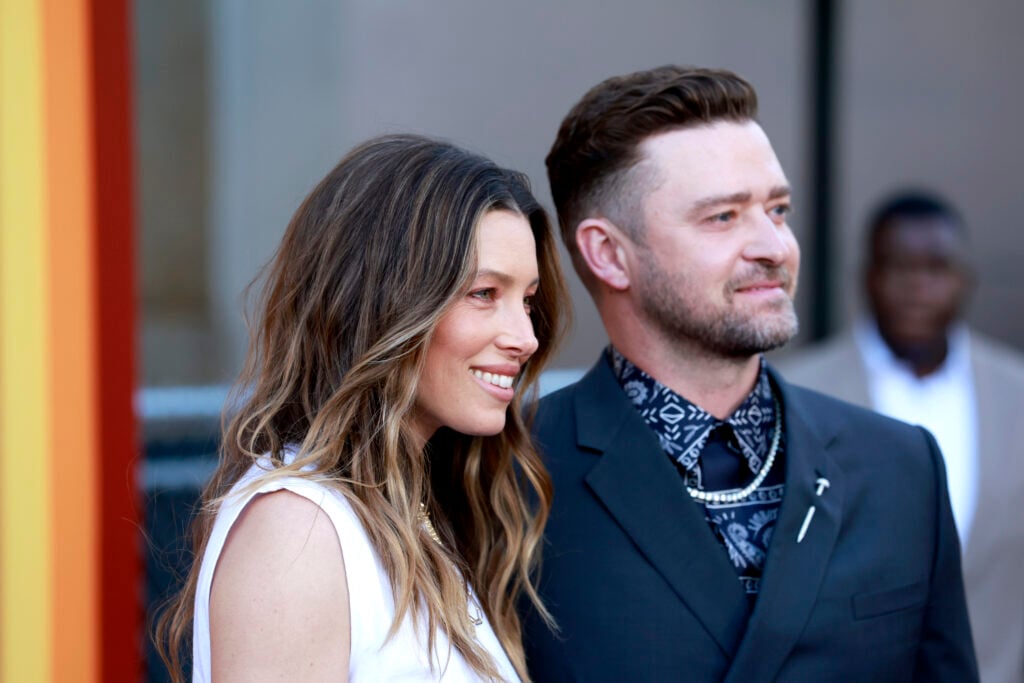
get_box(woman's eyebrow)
[474,269,540,287]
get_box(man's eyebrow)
[689,185,792,214]
[690,192,752,213]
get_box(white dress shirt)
[854,319,978,548]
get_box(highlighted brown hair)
[155,134,568,681]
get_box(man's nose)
[744,214,791,264]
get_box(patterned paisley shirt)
[610,347,785,597]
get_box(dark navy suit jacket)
[522,357,978,682]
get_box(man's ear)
[575,218,632,291]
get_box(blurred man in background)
[780,191,1024,682]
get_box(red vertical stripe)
[88,0,141,679]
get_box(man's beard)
[634,251,799,359]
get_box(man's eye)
[770,204,791,218]
[710,211,735,223]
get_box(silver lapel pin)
[796,477,831,543]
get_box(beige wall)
[136,0,1023,387]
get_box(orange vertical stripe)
[42,0,99,679]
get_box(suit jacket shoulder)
[961,333,1024,682]
[971,331,1024,385]
[773,370,949,494]
[523,356,978,683]
[771,332,870,408]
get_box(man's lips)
[735,280,785,292]
[730,268,794,295]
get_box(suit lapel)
[724,371,846,683]
[576,359,750,657]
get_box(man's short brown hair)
[546,65,758,283]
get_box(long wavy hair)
[154,134,569,681]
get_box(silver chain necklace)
[686,396,782,504]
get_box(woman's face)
[414,210,540,443]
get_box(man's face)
[625,121,800,359]
[866,216,970,357]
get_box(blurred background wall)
[136,0,809,387]
[137,0,1024,391]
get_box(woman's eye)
[469,288,495,301]
[523,295,535,313]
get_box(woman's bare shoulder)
[209,489,351,682]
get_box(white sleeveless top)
[192,459,521,682]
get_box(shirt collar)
[608,346,778,476]
[854,316,972,382]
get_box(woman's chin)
[450,414,508,438]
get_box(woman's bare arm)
[210,490,351,682]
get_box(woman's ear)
[575,218,633,291]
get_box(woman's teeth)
[471,369,514,389]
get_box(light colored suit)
[778,331,1024,683]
